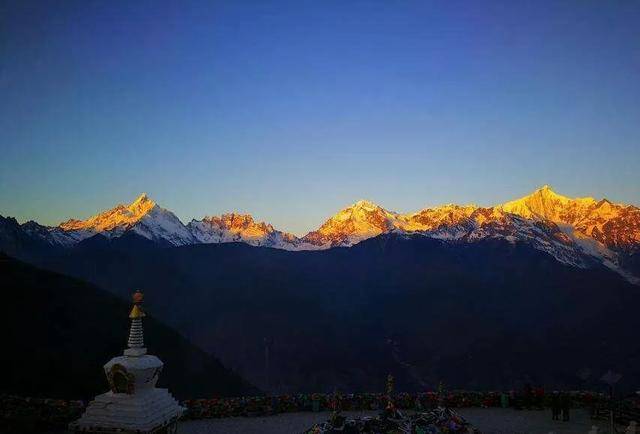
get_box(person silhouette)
[551,391,560,420]
[561,393,571,421]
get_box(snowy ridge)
[4,186,640,282]
[302,200,401,248]
[188,213,308,249]
[49,194,195,246]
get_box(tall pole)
[609,384,614,434]
[264,337,272,393]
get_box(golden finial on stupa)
[129,290,145,319]
[132,290,144,304]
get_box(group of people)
[551,392,572,421]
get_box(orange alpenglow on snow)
[302,185,640,250]
[21,185,637,282]
[60,193,156,232]
[303,200,400,247]
[51,186,640,252]
[498,185,640,249]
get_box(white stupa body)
[70,292,184,433]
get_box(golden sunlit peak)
[58,193,158,232]
[525,185,598,205]
[127,193,156,215]
[350,199,381,210]
[540,184,553,192]
[518,184,570,203]
[532,184,563,197]
[131,193,154,206]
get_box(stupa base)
[69,388,184,433]
[70,420,178,434]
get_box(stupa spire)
[124,290,147,357]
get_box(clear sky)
[1,0,639,235]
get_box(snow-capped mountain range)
[2,186,640,282]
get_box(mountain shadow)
[0,254,257,400]
[25,233,640,394]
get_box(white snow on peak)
[499,185,597,222]
[56,193,193,246]
[20,187,639,283]
[130,205,195,246]
[302,200,400,247]
[351,199,383,211]
[59,193,157,232]
[188,213,307,249]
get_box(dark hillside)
[0,254,256,400]
[32,234,640,394]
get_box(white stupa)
[70,291,184,433]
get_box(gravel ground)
[457,408,617,434]
[175,408,619,434]
[178,410,377,434]
[48,408,620,434]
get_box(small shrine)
[70,291,184,433]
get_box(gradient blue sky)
[1,0,639,235]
